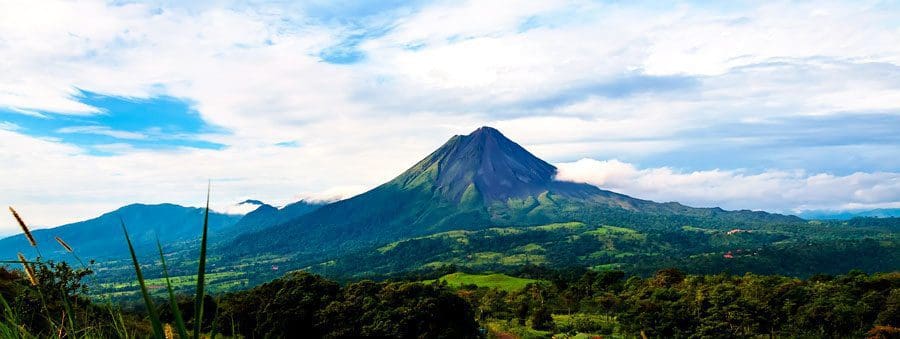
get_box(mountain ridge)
[0,203,242,261]
[797,208,900,220]
[221,200,324,239]
[224,126,803,261]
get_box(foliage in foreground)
[0,265,150,338]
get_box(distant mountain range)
[222,200,323,239]
[2,127,896,283]
[0,204,241,262]
[796,208,900,220]
[0,201,323,262]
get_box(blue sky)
[0,0,899,234]
[0,90,223,155]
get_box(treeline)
[458,268,900,338]
[1,263,481,338]
[153,267,900,338]
[210,272,479,338]
[3,260,899,338]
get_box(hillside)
[219,200,323,240]
[224,126,808,274]
[318,219,898,279]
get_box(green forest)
[2,262,898,338]
[1,203,897,338]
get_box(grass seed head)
[55,236,74,253]
[17,252,38,286]
[9,207,36,247]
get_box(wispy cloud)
[56,126,147,140]
[0,121,20,131]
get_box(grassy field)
[100,271,244,290]
[427,272,540,291]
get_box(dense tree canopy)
[3,260,897,338]
[457,268,900,338]
[214,272,480,338]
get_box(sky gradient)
[1,0,899,235]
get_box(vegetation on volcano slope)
[225,187,809,263]
[315,217,899,280]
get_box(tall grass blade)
[57,237,128,339]
[59,289,76,338]
[121,219,164,339]
[157,239,189,339]
[0,294,21,338]
[0,294,14,319]
[193,184,211,339]
[208,295,222,339]
[114,311,129,339]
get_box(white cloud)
[221,200,264,215]
[555,158,900,214]
[0,114,482,235]
[1,0,899,235]
[0,122,19,131]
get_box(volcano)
[392,126,611,202]
[403,126,559,202]
[226,126,801,258]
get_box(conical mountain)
[226,126,801,259]
[396,126,557,202]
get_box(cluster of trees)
[3,257,899,338]
[213,272,480,338]
[2,263,481,338]
[458,268,900,337]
